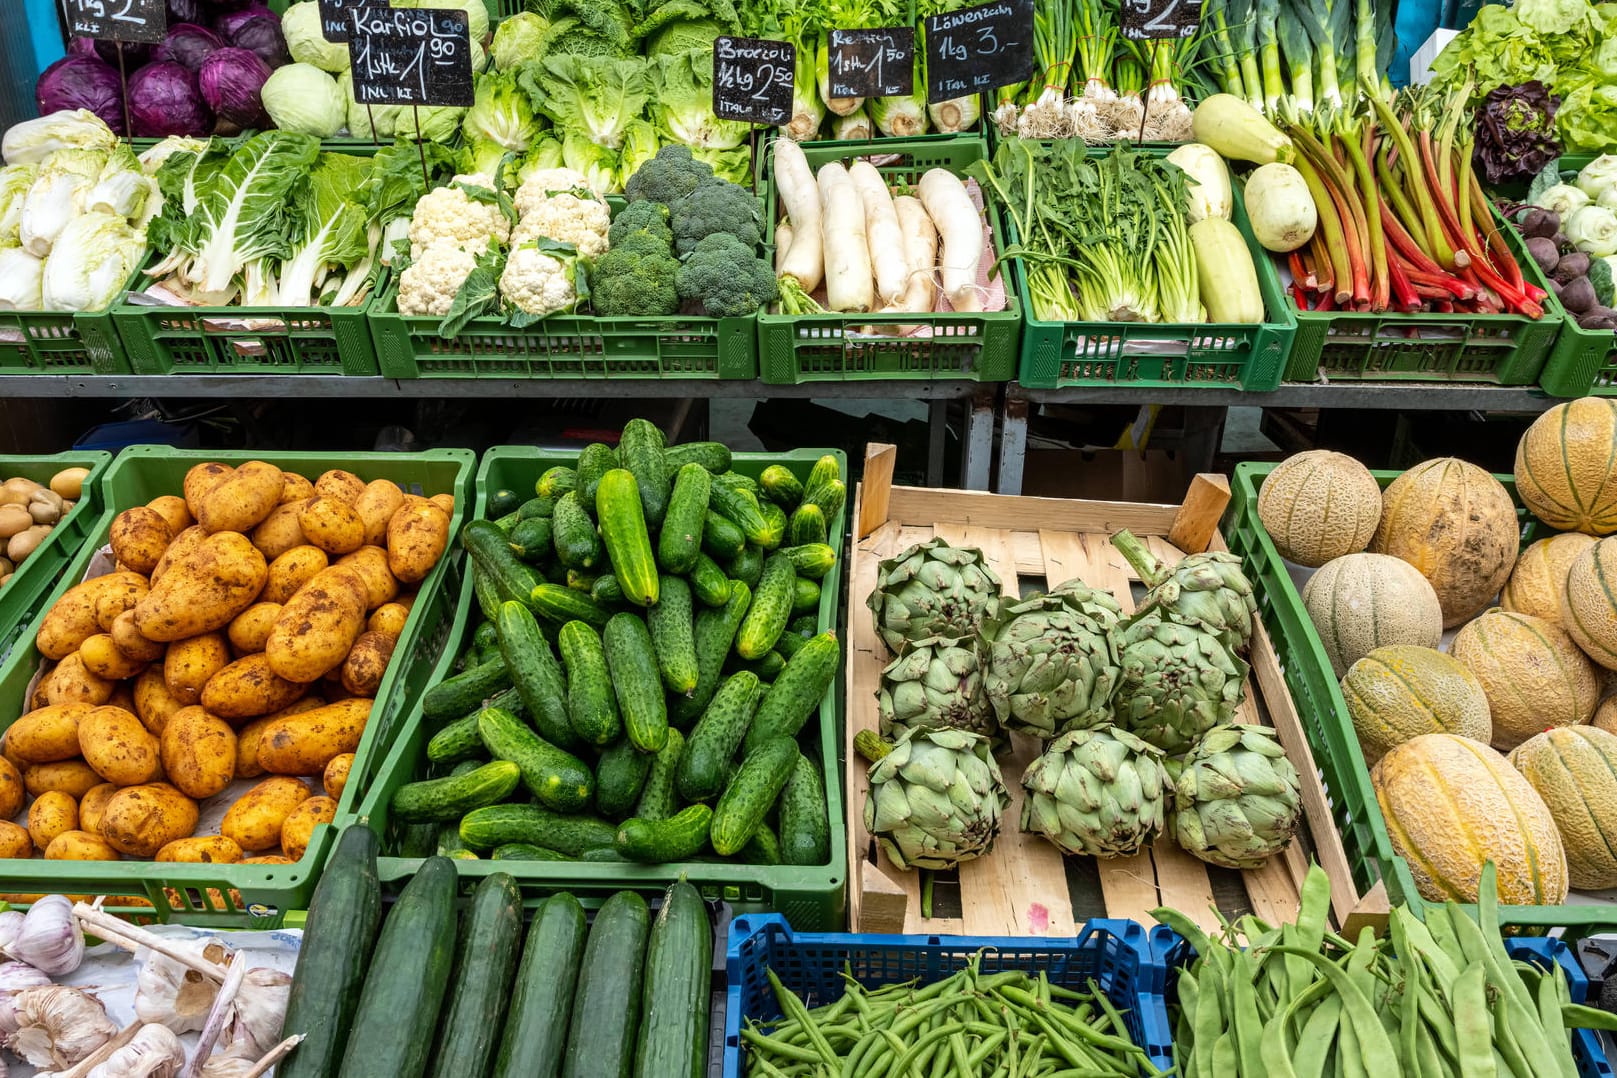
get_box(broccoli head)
[624,144,713,205]
[611,229,676,259]
[670,179,763,256]
[593,245,680,316]
[675,232,777,318]
[608,199,673,249]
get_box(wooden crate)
[845,443,1389,938]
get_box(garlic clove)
[5,985,117,1068]
[134,939,230,1035]
[0,911,25,954]
[8,896,85,976]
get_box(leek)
[1256,0,1284,113]
[1227,0,1265,111]
[1276,5,1314,114]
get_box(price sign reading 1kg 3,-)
[62,0,166,43]
[1120,0,1203,40]
[924,0,1034,104]
[348,6,474,108]
[828,28,916,99]
[713,37,795,126]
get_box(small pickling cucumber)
[595,738,654,821]
[688,553,732,607]
[392,761,520,823]
[536,465,576,499]
[615,804,713,863]
[458,804,616,855]
[478,706,594,812]
[710,736,799,856]
[619,418,671,528]
[777,755,831,866]
[550,490,602,570]
[604,612,669,753]
[674,581,750,725]
[634,728,685,821]
[662,441,732,478]
[788,503,826,546]
[758,465,804,508]
[575,443,617,510]
[676,670,761,802]
[657,463,710,575]
[597,468,658,606]
[558,620,621,746]
[725,543,763,588]
[496,601,579,751]
[736,552,795,660]
[701,511,746,562]
[647,575,698,695]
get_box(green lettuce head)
[648,49,748,149]
[465,69,543,151]
[281,1,350,72]
[492,12,549,70]
[262,63,347,138]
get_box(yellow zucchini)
[1190,217,1264,324]
[1191,94,1294,166]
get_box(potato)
[23,759,102,799]
[266,566,368,684]
[221,776,311,852]
[256,698,371,776]
[354,480,406,547]
[227,603,282,656]
[111,610,165,664]
[156,835,243,863]
[341,631,396,698]
[79,782,116,834]
[109,507,175,575]
[50,467,89,501]
[158,706,236,800]
[146,495,192,535]
[133,668,185,736]
[7,702,93,763]
[183,462,234,517]
[201,653,308,721]
[251,503,309,562]
[299,496,365,555]
[387,503,450,585]
[336,546,399,612]
[95,579,151,634]
[263,545,329,606]
[0,757,21,819]
[366,602,410,640]
[79,705,161,786]
[279,472,315,505]
[100,783,199,857]
[79,633,147,680]
[323,752,353,801]
[0,478,39,506]
[234,718,270,780]
[1,741,24,777]
[0,821,32,859]
[281,795,337,861]
[39,653,114,708]
[37,571,151,660]
[315,470,366,505]
[151,525,208,586]
[28,790,77,850]
[163,632,231,706]
[7,525,48,563]
[429,493,455,516]
[197,460,284,534]
[0,505,33,540]
[244,855,293,864]
[107,683,137,712]
[46,830,119,860]
[134,533,268,642]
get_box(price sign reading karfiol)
[1120,0,1203,39]
[348,5,474,108]
[828,27,915,99]
[713,36,795,126]
[62,0,166,43]
[320,0,369,43]
[923,0,1033,104]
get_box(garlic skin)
[7,896,84,975]
[0,961,55,1035]
[199,1059,253,1078]
[86,1023,185,1078]
[5,985,117,1067]
[0,911,25,954]
[134,939,230,1034]
[221,967,291,1060]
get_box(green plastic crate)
[0,452,112,665]
[1224,460,1617,937]
[1532,155,1616,398]
[757,136,1019,384]
[0,263,142,375]
[353,445,849,929]
[0,446,473,926]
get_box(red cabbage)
[220,6,289,68]
[198,47,270,127]
[35,56,127,134]
[167,0,204,23]
[128,61,212,136]
[155,23,224,72]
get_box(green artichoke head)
[877,635,997,740]
[1020,724,1170,858]
[864,726,1008,871]
[1110,530,1258,649]
[979,584,1123,739]
[868,539,1003,654]
[1113,612,1249,755]
[1172,723,1302,870]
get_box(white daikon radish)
[917,168,983,312]
[848,161,906,306]
[772,138,823,291]
[887,195,937,313]
[818,162,874,313]
[775,222,794,275]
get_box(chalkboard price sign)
[320,0,370,43]
[62,0,166,44]
[828,27,915,99]
[923,0,1034,104]
[1120,0,1203,39]
[713,37,795,126]
[348,6,474,108]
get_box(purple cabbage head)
[155,23,224,72]
[35,55,127,134]
[128,61,212,136]
[198,47,271,127]
[167,0,204,23]
[219,6,289,68]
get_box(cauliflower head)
[501,242,580,317]
[398,241,484,317]
[408,174,511,260]
[512,191,611,258]
[514,168,594,218]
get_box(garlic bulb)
[7,896,84,975]
[0,961,54,1035]
[134,939,230,1034]
[198,1059,253,1078]
[86,1024,184,1078]
[221,968,291,1059]
[5,985,117,1067]
[0,911,25,954]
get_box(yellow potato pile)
[0,467,91,586]
[0,462,453,868]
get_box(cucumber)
[803,454,840,497]
[536,466,577,499]
[791,577,820,615]
[658,463,710,575]
[710,737,799,856]
[479,707,594,813]
[428,709,492,767]
[429,872,523,1078]
[450,759,488,777]
[802,479,845,526]
[777,755,831,866]
[489,488,522,518]
[596,469,659,606]
[742,632,840,754]
[593,739,652,820]
[614,804,712,863]
[459,804,616,855]
[340,856,459,1078]
[676,671,761,803]
[492,512,520,534]
[736,553,795,660]
[558,620,621,746]
[740,820,781,864]
[519,494,557,520]
[560,891,649,1078]
[397,821,437,858]
[280,825,382,1078]
[756,499,787,550]
[604,612,669,753]
[788,503,826,547]
[758,465,804,508]
[619,418,671,529]
[591,573,626,605]
[701,510,746,561]
[674,581,750,725]
[581,846,628,862]
[393,761,521,822]
[780,543,836,580]
[712,471,759,495]
[575,443,617,510]
[507,517,552,562]
[472,564,502,622]
[632,880,711,1078]
[495,601,580,751]
[708,481,771,546]
[493,842,572,860]
[423,658,513,723]
[473,621,499,653]
[647,575,698,696]
[494,893,587,1078]
[530,583,611,628]
[567,570,599,596]
[728,650,784,682]
[789,614,817,635]
[688,553,731,607]
[725,543,763,588]
[438,822,472,856]
[775,626,813,659]
[663,441,732,477]
[634,727,684,820]
[463,519,545,611]
[551,491,602,570]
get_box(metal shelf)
[1010,382,1566,411]
[0,376,990,400]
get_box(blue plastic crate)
[722,915,1174,1077]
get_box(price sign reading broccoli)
[348,5,474,107]
[924,0,1033,104]
[1120,0,1202,39]
[63,0,166,43]
[828,27,915,99]
[713,37,795,126]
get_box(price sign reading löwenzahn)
[62,0,166,44]
[924,0,1034,104]
[1120,0,1203,39]
[713,37,795,126]
[828,27,915,99]
[348,5,474,108]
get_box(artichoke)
[1111,529,1258,650]
[861,727,1008,870]
[1114,613,1248,755]
[980,583,1123,739]
[1172,724,1302,869]
[868,539,1002,653]
[1021,725,1170,857]
[877,636,996,740]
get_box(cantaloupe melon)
[1340,645,1491,764]
[1447,609,1599,751]
[1371,458,1519,628]
[1372,732,1567,904]
[1501,532,1597,624]
[1594,697,1617,736]
[1301,553,1444,677]
[1563,537,1617,671]
[1510,726,1617,889]
[1257,451,1382,568]
[1514,398,1617,536]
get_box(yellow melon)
[1372,732,1567,904]
[1448,609,1599,751]
[1340,645,1491,765]
[1514,397,1617,536]
[1301,553,1443,677]
[1563,537,1617,671]
[1500,532,1596,624]
[1371,458,1519,628]
[1594,697,1617,736]
[1257,451,1383,568]
[1510,726,1617,889]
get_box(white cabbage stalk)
[2,109,117,166]
[1536,183,1591,218]
[1569,204,1617,257]
[39,212,143,312]
[0,165,36,246]
[19,148,108,257]
[137,137,209,176]
[1576,154,1617,200]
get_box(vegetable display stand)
[0,445,473,925]
[0,263,142,375]
[756,137,1020,385]
[352,445,848,928]
[721,914,1174,1078]
[845,443,1380,938]
[0,451,112,663]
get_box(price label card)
[713,37,795,126]
[828,27,915,99]
[348,6,474,108]
[63,0,166,44]
[924,0,1034,104]
[1120,0,1203,39]
[319,0,371,43]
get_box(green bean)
[1293,995,1342,1078]
[1539,964,1579,1078]
[969,1030,1010,1067]
[1261,1005,1302,1078]
[1338,1009,1366,1078]
[1212,1031,1238,1074]
[1194,958,1227,1078]
[1272,948,1401,1077]
[742,1027,825,1064]
[1449,911,1565,1078]
[1233,952,1268,1076]
[1491,994,1534,1078]
[1560,1002,1617,1031]
[1452,962,1495,1078]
